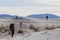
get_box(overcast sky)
[0,0,60,17]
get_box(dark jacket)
[9,23,15,31]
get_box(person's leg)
[11,30,14,37]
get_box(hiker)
[20,22,22,29]
[46,16,48,20]
[9,23,15,37]
[16,16,18,19]
[19,22,23,33]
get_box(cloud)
[0,0,49,7]
[0,0,60,17]
[0,0,60,6]
[0,7,60,17]
[32,0,60,6]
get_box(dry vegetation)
[17,29,30,34]
[45,25,56,30]
[0,26,11,35]
[17,29,24,34]
[0,23,60,35]
[0,26,5,32]
[29,24,40,32]
[57,26,60,28]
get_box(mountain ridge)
[27,14,60,19]
[0,14,21,18]
[0,14,60,19]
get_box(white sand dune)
[0,28,60,40]
[0,18,60,40]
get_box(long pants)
[11,30,14,37]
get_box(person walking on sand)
[46,16,48,20]
[9,23,15,37]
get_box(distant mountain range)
[27,14,60,19]
[0,14,21,19]
[0,14,60,19]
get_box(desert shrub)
[29,24,40,32]
[33,26,40,32]
[17,29,24,34]
[1,27,9,33]
[29,24,34,29]
[45,25,56,30]
[0,26,10,34]
[0,27,2,32]
[8,30,11,35]
[57,26,60,28]
[0,26,5,32]
[17,29,30,35]
[4,28,10,32]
